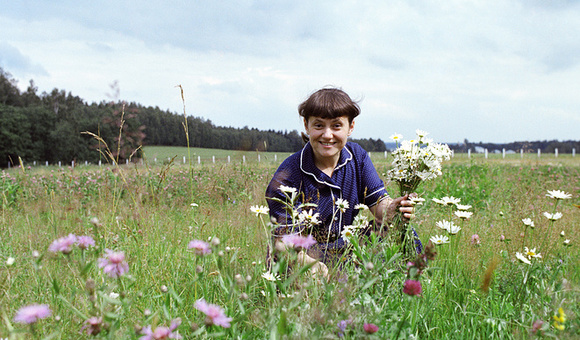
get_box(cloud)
[0,42,48,76]
[1,1,579,143]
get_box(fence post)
[573,148,576,157]
[485,149,488,159]
[274,154,277,162]
[520,149,523,158]
[228,155,231,163]
[538,149,541,158]
[212,156,215,164]
[384,151,387,158]
[555,148,558,158]
[502,148,505,159]
[243,155,246,164]
[198,156,201,164]
[258,154,261,162]
[58,161,62,167]
[183,156,186,164]
[468,149,471,158]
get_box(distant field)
[143,145,292,165]
[143,145,579,168]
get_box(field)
[1,147,579,339]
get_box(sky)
[1,0,579,144]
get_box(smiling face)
[304,116,355,168]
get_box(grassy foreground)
[1,150,579,339]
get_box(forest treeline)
[0,68,386,167]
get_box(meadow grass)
[0,152,579,339]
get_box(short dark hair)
[298,87,360,124]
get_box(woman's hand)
[297,250,329,280]
[386,194,417,223]
[274,240,329,280]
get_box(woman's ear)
[303,117,309,131]
[348,120,355,136]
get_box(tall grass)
[0,155,578,339]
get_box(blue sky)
[1,0,579,143]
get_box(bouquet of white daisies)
[387,130,452,196]
[386,130,452,257]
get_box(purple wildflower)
[403,280,422,296]
[98,249,129,278]
[82,316,104,335]
[281,234,317,250]
[76,235,96,250]
[48,234,77,254]
[337,319,353,338]
[363,323,379,334]
[194,299,232,328]
[13,304,51,324]
[531,320,544,334]
[188,240,211,256]
[140,318,182,339]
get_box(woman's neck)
[314,155,339,177]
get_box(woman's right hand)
[297,250,329,280]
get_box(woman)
[265,87,416,275]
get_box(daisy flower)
[543,212,563,221]
[524,247,542,259]
[429,235,450,245]
[341,226,356,242]
[441,196,461,205]
[261,271,280,282]
[279,185,297,195]
[447,224,462,235]
[521,218,534,228]
[335,198,349,213]
[250,205,269,216]
[298,209,321,226]
[454,211,473,220]
[432,198,446,205]
[354,203,369,210]
[415,129,429,139]
[455,204,472,211]
[515,252,531,265]
[409,197,425,206]
[436,220,453,232]
[546,190,572,200]
[389,133,403,141]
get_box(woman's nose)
[322,128,332,138]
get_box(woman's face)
[304,116,354,165]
